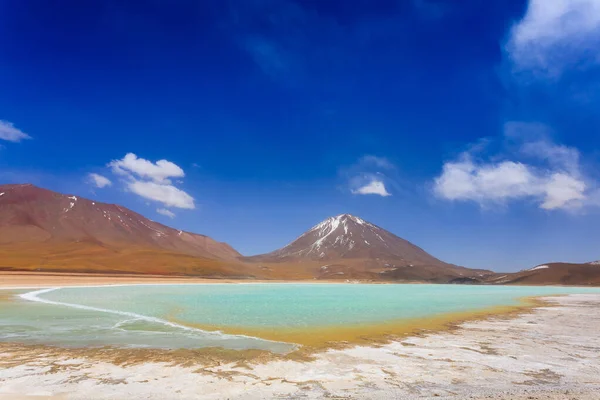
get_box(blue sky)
[1,0,600,271]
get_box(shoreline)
[2,270,598,289]
[2,291,550,357]
[1,294,599,399]
[1,282,565,356]
[0,271,370,289]
[13,287,298,350]
[166,295,551,348]
[0,274,585,352]
[1,274,563,351]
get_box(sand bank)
[0,271,279,288]
[1,294,599,399]
[0,271,359,289]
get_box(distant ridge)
[481,262,600,286]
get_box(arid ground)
[1,274,599,399]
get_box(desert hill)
[0,184,247,277]
[483,262,600,286]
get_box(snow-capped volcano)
[251,213,448,267]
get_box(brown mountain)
[0,184,247,276]
[5,184,593,285]
[483,262,600,286]
[246,214,491,282]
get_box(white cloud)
[505,0,600,78]
[541,173,586,209]
[156,208,176,219]
[108,153,184,184]
[87,173,112,188]
[352,178,391,197]
[505,122,582,175]
[434,158,586,210]
[128,180,195,209]
[433,123,593,211]
[435,160,537,202]
[0,120,32,142]
[107,153,195,210]
[343,156,396,197]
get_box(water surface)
[1,284,599,353]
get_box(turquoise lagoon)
[1,284,599,353]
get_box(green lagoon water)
[1,284,600,353]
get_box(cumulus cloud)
[435,160,536,202]
[351,178,391,197]
[128,180,195,209]
[109,153,184,184]
[505,0,600,78]
[87,173,112,188]
[506,122,584,175]
[0,120,32,142]
[434,158,586,210]
[156,208,176,219]
[433,123,594,211]
[107,153,195,210]
[541,173,587,209]
[343,156,396,197]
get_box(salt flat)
[1,294,599,399]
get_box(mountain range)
[0,183,598,285]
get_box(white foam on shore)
[18,287,297,349]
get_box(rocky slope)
[0,184,246,276]
[251,214,446,264]
[484,262,600,286]
[247,214,491,282]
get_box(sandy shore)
[0,271,285,288]
[0,271,357,288]
[1,291,600,399]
